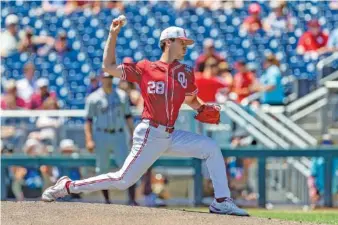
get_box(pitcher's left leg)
[165,130,249,216]
[166,130,230,198]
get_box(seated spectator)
[54,139,82,200]
[18,27,55,56]
[194,38,225,72]
[16,62,37,103]
[308,134,338,208]
[86,72,100,95]
[1,80,26,110]
[253,54,284,105]
[264,1,295,36]
[242,3,263,33]
[330,0,338,9]
[41,0,67,13]
[53,30,71,55]
[1,80,27,153]
[28,78,58,109]
[0,14,19,57]
[105,1,125,12]
[64,0,102,15]
[297,19,328,55]
[323,28,338,54]
[11,139,48,200]
[217,62,233,86]
[230,61,256,103]
[195,58,227,103]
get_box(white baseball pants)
[69,119,230,198]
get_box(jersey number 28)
[147,81,165,94]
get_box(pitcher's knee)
[202,138,222,157]
[205,138,220,151]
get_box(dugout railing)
[2,148,338,208]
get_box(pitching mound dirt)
[1,201,322,225]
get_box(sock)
[65,181,72,194]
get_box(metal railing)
[2,148,337,207]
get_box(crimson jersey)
[120,59,198,127]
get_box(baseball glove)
[194,104,221,124]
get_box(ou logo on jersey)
[177,72,187,89]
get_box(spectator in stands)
[322,28,338,54]
[217,62,233,86]
[227,132,258,201]
[308,134,338,208]
[330,0,338,9]
[86,73,100,95]
[215,62,233,104]
[1,80,27,153]
[195,58,227,103]
[18,27,55,56]
[56,139,82,200]
[230,61,256,103]
[28,78,58,109]
[247,62,258,77]
[242,3,263,33]
[24,98,62,158]
[194,38,225,72]
[264,1,295,36]
[53,30,71,55]
[16,62,37,103]
[105,1,125,12]
[253,54,284,105]
[11,139,48,200]
[63,0,102,15]
[297,19,328,55]
[1,80,26,110]
[0,14,19,57]
[41,0,67,13]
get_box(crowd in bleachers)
[1,0,338,204]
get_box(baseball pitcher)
[42,16,249,216]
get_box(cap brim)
[179,37,194,45]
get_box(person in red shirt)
[28,78,58,109]
[297,19,328,55]
[194,38,225,72]
[42,17,248,216]
[195,58,227,102]
[231,61,256,103]
[242,3,263,33]
[1,79,26,110]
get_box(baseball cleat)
[209,198,249,216]
[41,176,71,202]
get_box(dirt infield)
[1,201,325,225]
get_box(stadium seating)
[1,0,337,109]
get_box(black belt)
[148,120,174,134]
[96,128,123,134]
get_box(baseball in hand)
[113,15,127,27]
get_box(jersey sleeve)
[185,66,198,96]
[84,96,96,120]
[119,60,146,83]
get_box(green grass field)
[249,209,338,225]
[179,208,338,225]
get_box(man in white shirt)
[0,14,19,57]
[16,62,37,103]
